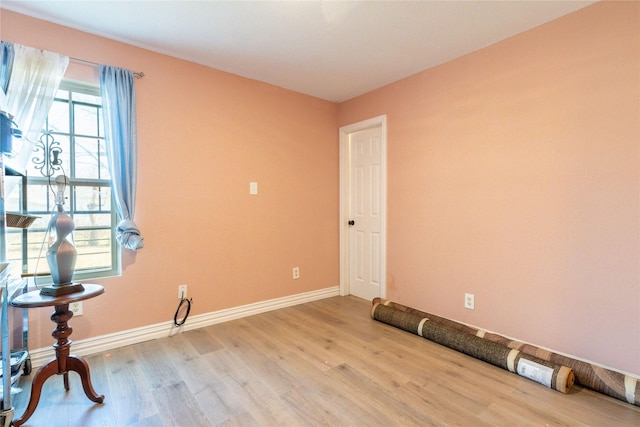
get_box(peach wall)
[339,1,639,375]
[1,10,339,349]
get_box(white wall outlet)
[292,267,300,280]
[464,293,475,310]
[70,301,83,316]
[249,182,258,195]
[178,284,187,299]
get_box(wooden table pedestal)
[10,284,105,426]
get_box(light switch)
[249,182,258,195]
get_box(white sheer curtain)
[3,43,69,176]
[0,41,68,410]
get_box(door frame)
[339,114,387,298]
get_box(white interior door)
[340,116,386,300]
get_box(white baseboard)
[28,286,340,369]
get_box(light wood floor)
[10,296,640,426]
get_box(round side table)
[10,283,105,426]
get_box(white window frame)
[6,79,120,282]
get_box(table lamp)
[40,175,83,296]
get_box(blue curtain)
[99,65,144,250]
[0,41,14,93]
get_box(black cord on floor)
[174,297,192,326]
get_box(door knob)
[348,220,355,226]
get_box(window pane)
[24,229,51,275]
[74,186,111,212]
[4,176,23,211]
[23,216,49,234]
[26,183,54,213]
[23,216,53,275]
[74,229,112,270]
[55,89,69,99]
[72,92,100,104]
[73,212,112,228]
[47,101,70,133]
[98,110,104,137]
[74,103,100,136]
[74,226,112,248]
[75,137,109,180]
[5,230,24,271]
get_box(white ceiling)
[2,1,596,102]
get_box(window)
[5,80,119,280]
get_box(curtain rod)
[70,57,145,78]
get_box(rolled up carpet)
[371,302,574,393]
[373,298,640,406]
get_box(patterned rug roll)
[371,302,574,393]
[373,298,640,406]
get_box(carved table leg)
[67,355,104,403]
[12,303,104,426]
[11,359,58,427]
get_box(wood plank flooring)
[10,296,640,426]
